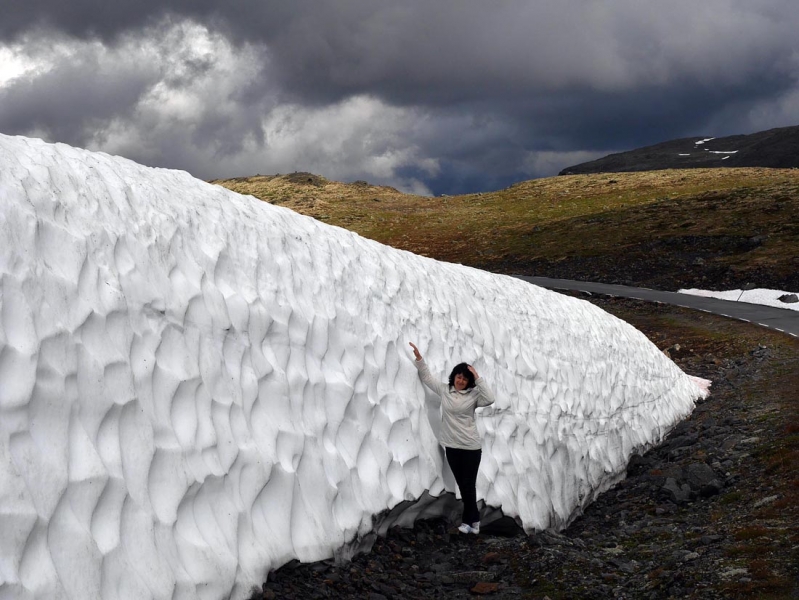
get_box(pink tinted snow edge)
[689,376,712,398]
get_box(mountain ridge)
[559,125,799,175]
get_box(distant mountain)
[559,125,799,175]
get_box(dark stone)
[699,481,724,497]
[610,559,637,574]
[685,463,720,491]
[778,293,798,303]
[662,478,692,504]
[667,434,699,451]
[627,453,654,476]
[453,571,495,582]
[479,516,525,537]
[372,582,394,596]
[700,535,724,545]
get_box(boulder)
[662,478,692,504]
[685,463,723,497]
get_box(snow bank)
[679,287,799,312]
[0,134,707,600]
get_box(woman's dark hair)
[448,363,476,389]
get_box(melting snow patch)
[0,134,709,600]
[679,288,799,311]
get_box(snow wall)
[0,134,708,599]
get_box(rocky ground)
[249,298,799,600]
[493,230,799,294]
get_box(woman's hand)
[409,342,422,361]
[467,365,479,380]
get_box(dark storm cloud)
[0,23,276,169]
[2,1,799,192]
[6,1,796,100]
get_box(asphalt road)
[514,276,799,339]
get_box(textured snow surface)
[0,134,707,600]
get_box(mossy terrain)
[213,168,799,291]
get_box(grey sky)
[2,1,798,194]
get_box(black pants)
[445,447,482,525]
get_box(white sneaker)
[470,522,480,535]
[457,523,472,534]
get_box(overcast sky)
[2,1,798,195]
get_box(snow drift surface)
[0,134,707,599]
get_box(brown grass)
[733,526,771,541]
[212,167,799,279]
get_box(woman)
[409,342,495,534]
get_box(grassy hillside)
[212,168,799,291]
